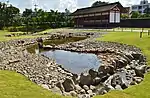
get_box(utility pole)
[33,3,38,33]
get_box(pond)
[27,37,101,74]
[41,50,100,74]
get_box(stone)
[115,85,123,90]
[134,77,143,84]
[51,86,62,94]
[56,82,65,92]
[93,77,101,85]
[80,89,86,94]
[75,85,82,91]
[63,92,71,96]
[90,85,96,91]
[79,73,93,86]
[70,91,77,97]
[83,85,89,91]
[89,69,98,78]
[41,84,49,90]
[96,87,107,95]
[87,90,93,96]
[134,68,144,78]
[62,78,75,92]
[78,94,90,98]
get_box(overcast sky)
[0,0,149,12]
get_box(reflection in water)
[35,49,40,54]
[26,37,100,74]
[41,50,100,74]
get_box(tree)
[144,7,150,14]
[131,11,140,18]
[91,1,109,7]
[121,14,129,19]
[22,9,33,17]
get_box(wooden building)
[71,2,127,28]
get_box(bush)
[7,27,19,32]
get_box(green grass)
[0,70,68,98]
[94,31,150,98]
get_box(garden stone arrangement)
[0,32,149,98]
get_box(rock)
[51,86,62,94]
[136,65,147,74]
[132,53,144,62]
[79,73,93,86]
[72,74,80,84]
[62,78,75,92]
[115,85,123,90]
[98,65,115,75]
[70,91,77,97]
[87,90,93,96]
[56,82,65,92]
[75,85,82,91]
[96,87,107,95]
[134,77,143,84]
[134,68,144,78]
[90,85,96,91]
[78,94,90,98]
[130,81,137,85]
[41,84,49,90]
[89,69,98,78]
[63,92,71,96]
[80,89,86,94]
[83,85,89,91]
[93,77,101,85]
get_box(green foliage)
[91,1,109,7]
[131,11,140,18]
[0,2,73,30]
[144,7,150,14]
[121,14,129,19]
[0,2,20,28]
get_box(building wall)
[131,0,150,14]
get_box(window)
[132,6,137,9]
[138,6,142,9]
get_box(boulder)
[89,69,98,78]
[79,73,93,86]
[62,78,75,92]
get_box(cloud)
[58,0,78,12]
[1,0,150,13]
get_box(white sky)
[0,0,149,12]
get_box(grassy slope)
[95,32,150,98]
[0,70,68,98]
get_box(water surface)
[41,50,100,74]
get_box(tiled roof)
[71,2,126,15]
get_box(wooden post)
[140,32,143,38]
[131,28,133,32]
[142,28,144,32]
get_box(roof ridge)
[76,2,120,11]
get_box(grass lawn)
[94,31,150,98]
[0,30,150,98]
